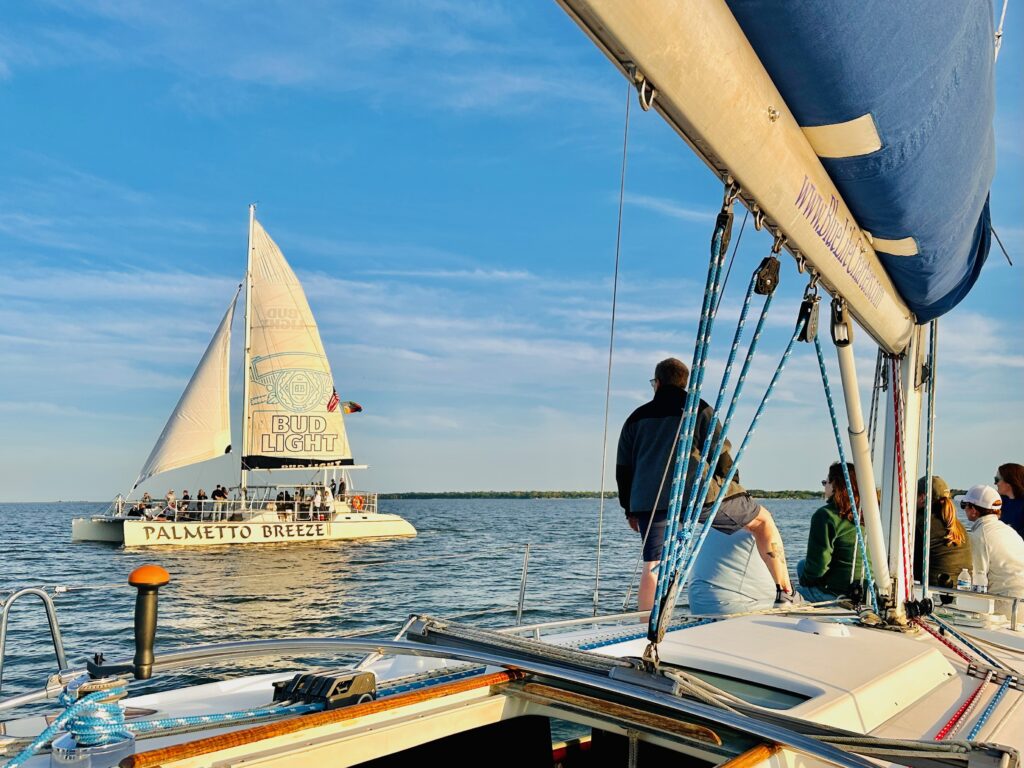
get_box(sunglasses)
[960,501,973,511]
[650,378,657,389]
[821,479,831,486]
[995,475,1003,484]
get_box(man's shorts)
[637,493,761,562]
[635,511,669,562]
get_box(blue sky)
[0,2,1020,502]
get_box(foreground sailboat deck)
[2,601,1021,768]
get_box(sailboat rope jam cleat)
[272,670,376,710]
[965,664,1022,692]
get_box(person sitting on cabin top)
[617,357,795,612]
[914,475,972,588]
[957,484,1024,601]
[996,463,1024,540]
[797,462,869,602]
[688,527,777,614]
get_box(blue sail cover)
[726,1,995,322]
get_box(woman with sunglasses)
[797,462,869,602]
[914,475,972,588]
[958,484,1024,603]
[995,463,1024,539]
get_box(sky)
[0,2,1021,502]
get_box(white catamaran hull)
[71,514,416,547]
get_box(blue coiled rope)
[813,335,877,613]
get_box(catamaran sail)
[133,290,239,488]
[243,220,352,470]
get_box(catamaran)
[4,2,1020,767]
[70,206,416,547]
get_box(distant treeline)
[378,489,820,500]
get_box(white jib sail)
[134,289,239,488]
[243,219,352,468]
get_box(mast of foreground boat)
[240,203,256,500]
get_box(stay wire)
[594,81,632,616]
[713,208,749,316]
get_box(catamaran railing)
[107,492,380,520]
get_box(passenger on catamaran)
[181,489,191,511]
[196,488,208,510]
[617,357,794,611]
[164,489,176,512]
[996,462,1024,539]
[958,484,1024,601]
[914,475,972,588]
[796,462,868,602]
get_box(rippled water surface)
[0,499,817,700]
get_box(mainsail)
[242,219,353,469]
[134,290,239,488]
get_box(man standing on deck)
[616,358,796,611]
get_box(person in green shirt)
[913,475,972,588]
[797,461,868,601]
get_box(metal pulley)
[830,297,853,347]
[796,281,821,343]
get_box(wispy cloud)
[624,193,716,223]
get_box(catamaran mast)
[240,203,256,499]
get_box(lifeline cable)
[593,80,633,617]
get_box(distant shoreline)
[377,490,821,500]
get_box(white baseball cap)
[954,484,1003,511]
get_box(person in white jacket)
[957,485,1024,612]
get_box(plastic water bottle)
[973,571,987,593]
[957,568,973,591]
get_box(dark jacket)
[616,385,743,517]
[913,505,973,588]
[800,500,866,595]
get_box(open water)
[0,498,818,702]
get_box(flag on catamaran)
[327,388,340,412]
[342,401,363,414]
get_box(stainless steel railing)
[111,492,380,522]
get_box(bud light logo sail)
[243,220,353,469]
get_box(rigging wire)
[593,81,633,616]
[713,208,749,316]
[867,349,884,462]
[991,225,1014,266]
[921,320,938,599]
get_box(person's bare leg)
[638,560,660,611]
[745,507,792,593]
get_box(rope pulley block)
[796,282,821,343]
[754,256,780,295]
[830,297,853,347]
